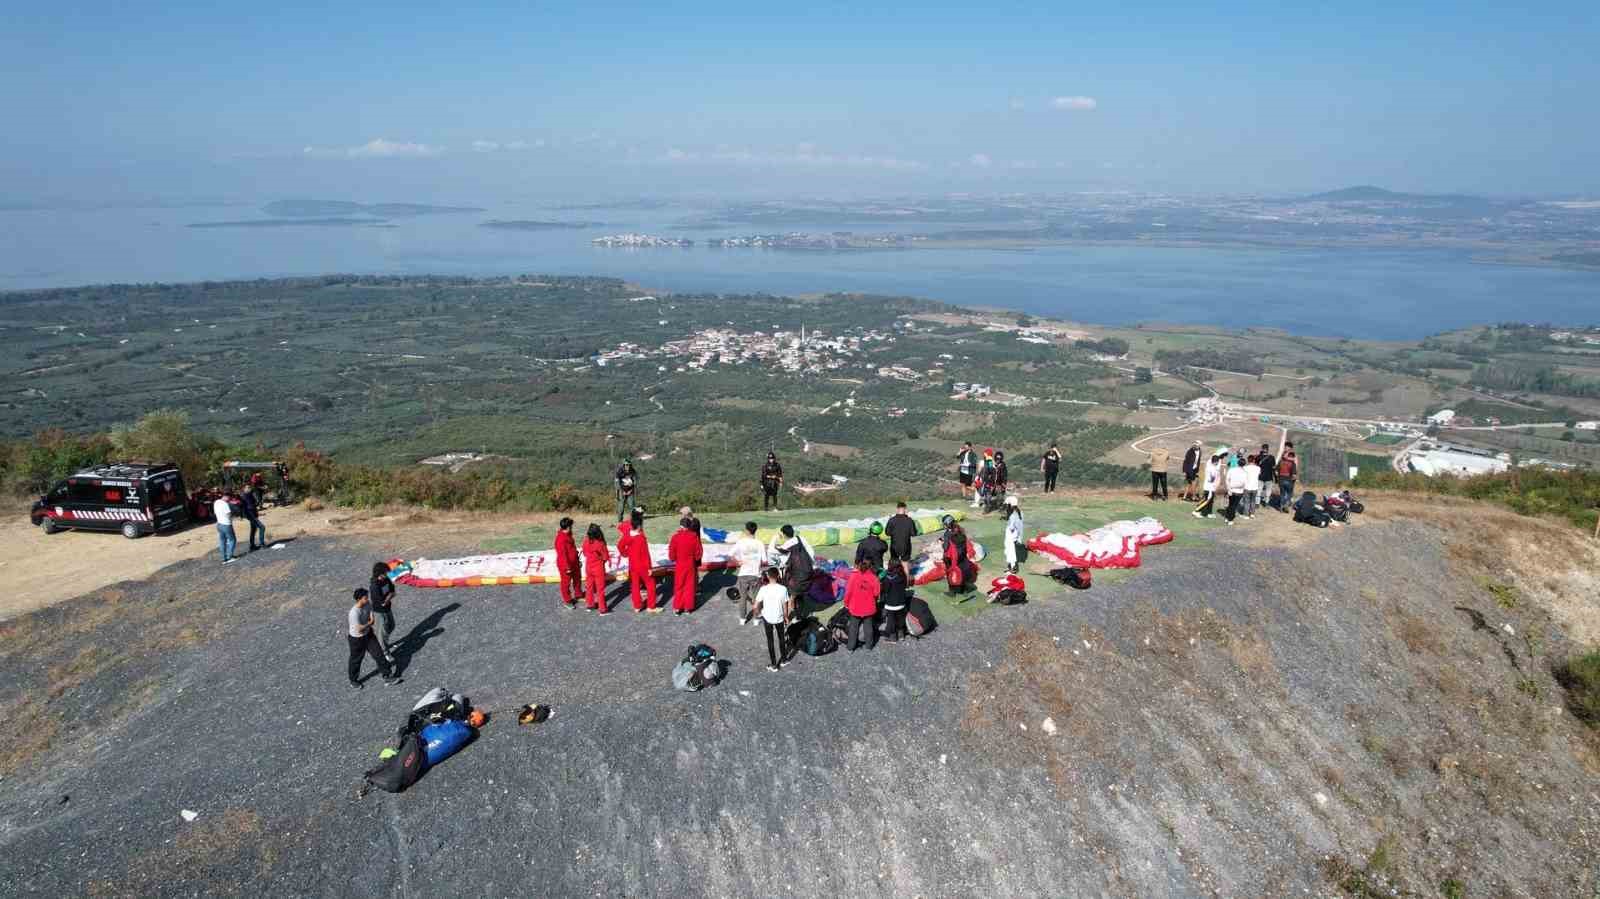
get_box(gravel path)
[1,512,1596,897]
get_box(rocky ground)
[1,497,1597,898]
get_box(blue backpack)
[419,719,474,767]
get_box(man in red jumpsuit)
[616,517,660,613]
[553,516,582,607]
[667,516,703,616]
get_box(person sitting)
[842,559,881,651]
[1292,491,1331,527]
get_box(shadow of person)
[390,602,461,676]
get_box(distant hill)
[262,199,485,218]
[479,219,604,231]
[1301,185,1493,205]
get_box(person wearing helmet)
[1002,495,1025,574]
[855,521,889,570]
[974,450,997,511]
[941,516,976,594]
[760,452,784,511]
[1180,440,1203,501]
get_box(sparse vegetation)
[1553,649,1600,726]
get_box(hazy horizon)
[4,3,1598,207]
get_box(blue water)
[3,206,1595,340]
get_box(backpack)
[986,574,1027,605]
[419,719,475,767]
[826,607,853,643]
[1049,567,1092,590]
[787,617,837,656]
[672,644,722,691]
[407,688,468,733]
[905,597,937,638]
[363,731,426,794]
[1276,458,1295,478]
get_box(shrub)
[1553,650,1600,726]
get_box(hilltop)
[1,492,1597,897]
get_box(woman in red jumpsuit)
[616,517,659,612]
[554,517,582,606]
[667,516,703,615]
[581,523,611,614]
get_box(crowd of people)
[1176,440,1299,524]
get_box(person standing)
[880,561,910,644]
[733,521,766,624]
[1180,440,1203,501]
[554,517,582,608]
[754,567,792,672]
[667,516,702,615]
[346,588,400,688]
[1040,443,1061,493]
[1148,445,1171,501]
[213,490,237,564]
[1275,444,1298,514]
[1002,495,1025,574]
[993,451,1010,496]
[855,522,889,570]
[617,515,659,613]
[240,486,268,551]
[1255,443,1277,510]
[780,528,816,607]
[368,561,398,663]
[679,505,701,536]
[842,559,881,651]
[884,502,920,565]
[1242,454,1262,519]
[581,524,611,614]
[956,442,978,502]
[1192,452,1222,518]
[760,452,784,511]
[1223,455,1247,524]
[615,459,639,523]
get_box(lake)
[3,205,1596,340]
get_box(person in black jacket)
[1254,443,1277,510]
[240,488,268,551]
[760,452,784,511]
[1180,440,1203,501]
[781,528,815,604]
[368,561,398,662]
[615,460,639,522]
[855,522,889,570]
[884,501,920,564]
[1040,443,1061,493]
[880,561,910,643]
[1292,491,1330,527]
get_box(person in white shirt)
[732,521,767,625]
[1193,452,1224,519]
[1002,496,1025,574]
[767,524,813,567]
[346,588,400,688]
[1223,455,1248,523]
[1242,455,1263,519]
[753,567,793,672]
[212,490,237,564]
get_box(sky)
[2,1,1597,205]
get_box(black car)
[30,462,192,538]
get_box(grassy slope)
[481,492,1216,624]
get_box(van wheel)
[121,521,143,539]
[42,517,60,535]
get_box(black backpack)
[826,607,852,644]
[1049,567,1092,590]
[788,617,837,656]
[363,731,426,794]
[989,588,1027,606]
[906,597,937,638]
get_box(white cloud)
[969,153,993,168]
[303,138,442,159]
[470,139,535,153]
[660,144,926,171]
[1050,95,1098,111]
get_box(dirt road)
[0,504,563,621]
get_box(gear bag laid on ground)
[787,616,837,656]
[419,718,475,767]
[1048,567,1092,590]
[363,730,426,794]
[1323,493,1350,522]
[672,643,723,691]
[986,574,1028,605]
[826,607,853,644]
[408,687,468,733]
[905,596,937,638]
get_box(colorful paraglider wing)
[393,542,740,588]
[908,540,986,586]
